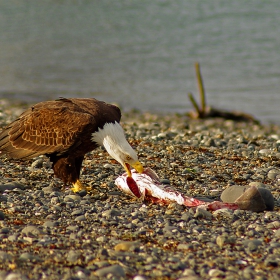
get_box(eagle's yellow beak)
[124,161,143,177]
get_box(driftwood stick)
[195,62,206,114]
[188,92,201,116]
[187,62,258,123]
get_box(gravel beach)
[0,100,280,280]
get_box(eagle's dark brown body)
[0,98,121,185]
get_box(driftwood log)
[187,63,259,124]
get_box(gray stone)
[194,207,212,219]
[267,169,280,180]
[21,225,43,237]
[19,252,40,262]
[75,215,86,221]
[67,250,82,264]
[221,185,274,211]
[0,211,5,220]
[102,208,121,217]
[94,264,125,278]
[221,185,249,202]
[114,241,140,252]
[0,251,12,262]
[4,273,29,280]
[43,220,59,228]
[71,209,84,216]
[133,276,148,280]
[64,194,81,202]
[31,159,44,169]
[0,182,26,193]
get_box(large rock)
[221,185,274,212]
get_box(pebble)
[31,159,44,169]
[64,194,81,202]
[133,276,148,280]
[4,273,29,280]
[94,264,126,278]
[114,241,139,251]
[0,182,26,192]
[194,207,212,219]
[19,252,40,263]
[66,250,82,264]
[43,220,59,228]
[21,225,43,237]
[0,211,4,220]
[0,251,12,262]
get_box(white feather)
[91,122,137,162]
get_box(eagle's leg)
[71,157,92,192]
[52,155,91,193]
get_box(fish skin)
[115,168,239,210]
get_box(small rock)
[42,186,60,193]
[96,236,107,242]
[43,220,59,228]
[64,195,81,203]
[114,241,139,252]
[75,215,86,221]
[212,208,234,219]
[71,209,84,216]
[95,264,125,278]
[259,149,273,155]
[194,207,212,219]
[66,225,79,232]
[160,179,171,185]
[216,235,227,248]
[243,239,262,252]
[0,211,4,220]
[102,208,121,217]
[208,268,225,277]
[133,276,147,280]
[264,256,280,267]
[19,252,40,262]
[267,169,280,180]
[97,248,109,259]
[274,229,280,237]
[177,243,190,250]
[4,273,29,280]
[0,182,26,193]
[0,251,12,262]
[67,250,82,264]
[31,159,44,169]
[8,234,19,242]
[21,225,43,237]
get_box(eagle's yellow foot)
[71,180,91,193]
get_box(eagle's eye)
[125,155,132,161]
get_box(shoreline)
[0,96,280,126]
[0,101,280,279]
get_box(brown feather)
[0,98,121,184]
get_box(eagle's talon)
[71,180,90,193]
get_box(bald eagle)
[0,98,143,192]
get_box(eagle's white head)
[92,121,143,177]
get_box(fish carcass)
[115,168,240,211]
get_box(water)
[1,0,280,123]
